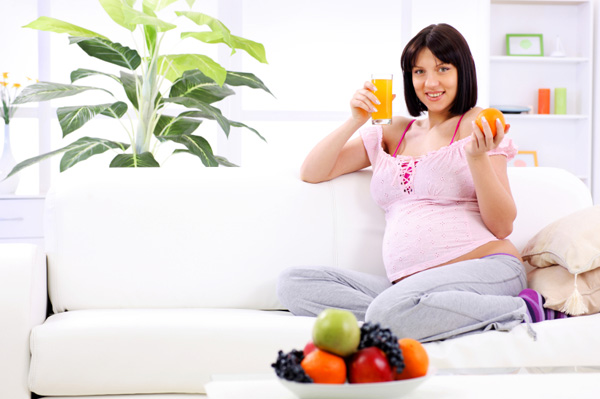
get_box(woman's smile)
[426,91,445,100]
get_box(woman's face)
[411,48,458,115]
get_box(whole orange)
[394,338,429,380]
[475,108,505,137]
[300,348,347,384]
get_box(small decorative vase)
[0,123,20,194]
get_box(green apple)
[312,308,360,357]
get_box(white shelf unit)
[489,0,593,189]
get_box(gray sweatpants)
[277,255,528,342]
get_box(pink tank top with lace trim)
[391,114,465,194]
[359,121,518,282]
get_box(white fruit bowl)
[277,368,434,399]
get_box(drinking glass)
[371,74,393,125]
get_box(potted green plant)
[8,0,271,177]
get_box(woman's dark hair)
[401,23,477,116]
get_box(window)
[8,1,494,194]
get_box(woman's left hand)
[465,117,510,158]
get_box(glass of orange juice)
[371,74,393,125]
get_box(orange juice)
[371,74,393,124]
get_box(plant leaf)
[153,115,202,137]
[215,155,238,167]
[101,101,128,118]
[119,71,140,109]
[175,12,234,48]
[70,36,141,70]
[99,0,136,31]
[110,152,160,167]
[144,24,158,56]
[122,3,176,32]
[71,68,121,84]
[158,54,226,85]
[172,148,238,168]
[181,31,267,64]
[230,120,267,142]
[57,102,128,136]
[164,98,230,135]
[6,137,129,178]
[177,108,265,142]
[13,82,112,104]
[140,2,159,55]
[61,137,130,171]
[22,16,108,39]
[157,134,218,166]
[169,69,235,104]
[225,71,273,96]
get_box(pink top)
[360,123,518,282]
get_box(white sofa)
[1,166,598,399]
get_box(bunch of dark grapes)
[271,349,313,383]
[359,322,405,373]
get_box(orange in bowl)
[394,338,429,380]
[475,108,506,137]
[300,348,347,384]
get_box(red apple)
[303,341,317,356]
[348,347,393,383]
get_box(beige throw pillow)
[528,266,600,315]
[522,205,600,315]
[522,205,600,274]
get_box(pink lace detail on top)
[359,124,518,282]
[397,159,419,194]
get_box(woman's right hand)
[350,81,381,123]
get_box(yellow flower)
[1,72,37,124]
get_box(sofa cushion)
[29,309,600,396]
[422,313,600,369]
[522,205,600,315]
[506,168,592,256]
[44,167,592,313]
[44,167,386,313]
[522,206,600,274]
[29,309,313,396]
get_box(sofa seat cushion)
[29,309,313,396]
[424,313,600,369]
[31,309,600,396]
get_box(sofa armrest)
[0,243,47,399]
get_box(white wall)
[594,0,600,202]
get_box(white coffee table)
[205,368,600,399]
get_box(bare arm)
[466,117,517,239]
[300,119,371,183]
[300,81,382,183]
